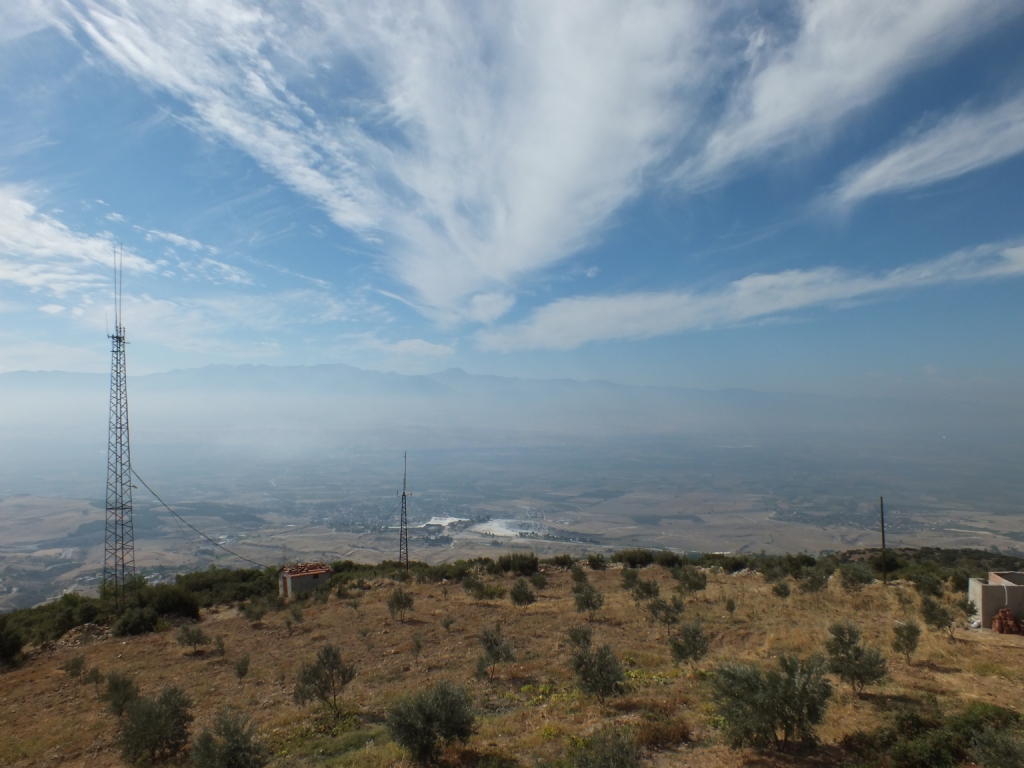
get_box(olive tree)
[825,622,887,693]
[387,680,476,765]
[712,655,832,752]
[294,644,356,719]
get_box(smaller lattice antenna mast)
[399,451,409,569]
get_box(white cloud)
[106,212,125,222]
[680,0,1017,186]
[175,257,252,285]
[477,243,1024,351]
[0,184,154,296]
[65,288,370,355]
[0,0,60,43]
[59,0,711,320]
[380,338,454,357]
[39,303,65,314]
[43,0,1022,326]
[136,226,213,252]
[832,92,1024,206]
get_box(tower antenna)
[104,245,136,608]
[399,451,409,569]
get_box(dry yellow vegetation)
[2,564,1022,767]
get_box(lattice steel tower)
[399,452,409,569]
[104,247,135,607]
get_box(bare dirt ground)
[2,565,1022,767]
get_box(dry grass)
[2,566,1022,767]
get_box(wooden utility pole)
[879,496,887,586]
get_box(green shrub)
[387,588,414,622]
[509,579,536,608]
[478,623,515,681]
[104,671,140,716]
[386,680,476,765]
[567,624,592,650]
[570,565,587,585]
[294,644,356,719]
[574,582,605,621]
[852,700,1020,768]
[192,710,270,768]
[571,644,624,702]
[441,616,454,632]
[772,581,791,599]
[587,554,607,570]
[174,566,275,608]
[649,596,684,629]
[235,654,250,681]
[725,598,736,615]
[112,606,159,637]
[0,618,23,667]
[611,549,654,568]
[119,686,193,764]
[243,600,268,626]
[212,635,225,657]
[84,666,103,691]
[911,573,944,598]
[920,597,955,638]
[137,584,200,619]
[567,725,640,768]
[869,551,903,577]
[461,575,506,601]
[64,655,86,678]
[892,621,922,663]
[712,654,832,752]
[495,553,539,576]
[653,550,684,569]
[620,568,640,591]
[289,604,304,624]
[669,622,709,665]
[838,563,874,593]
[971,725,1024,768]
[542,554,575,568]
[825,622,887,693]
[672,565,707,596]
[176,625,210,654]
[798,569,829,594]
[529,572,548,590]
[1,593,106,646]
[630,578,659,604]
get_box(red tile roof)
[278,562,332,577]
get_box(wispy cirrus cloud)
[56,0,712,322]
[0,184,153,296]
[831,91,1024,206]
[36,0,1024,335]
[477,243,1024,351]
[680,0,1018,187]
[135,225,217,253]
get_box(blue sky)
[1,1,1023,401]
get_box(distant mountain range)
[3,364,1022,498]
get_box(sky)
[1,0,1023,402]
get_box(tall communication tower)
[104,246,135,608]
[399,452,409,569]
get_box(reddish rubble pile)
[991,607,1022,634]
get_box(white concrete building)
[277,562,332,598]
[968,572,1024,629]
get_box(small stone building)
[277,562,332,598]
[968,572,1024,629]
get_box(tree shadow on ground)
[740,743,847,766]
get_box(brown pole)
[880,496,887,586]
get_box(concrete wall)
[281,572,327,598]
[969,575,1024,628]
[991,572,1024,587]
